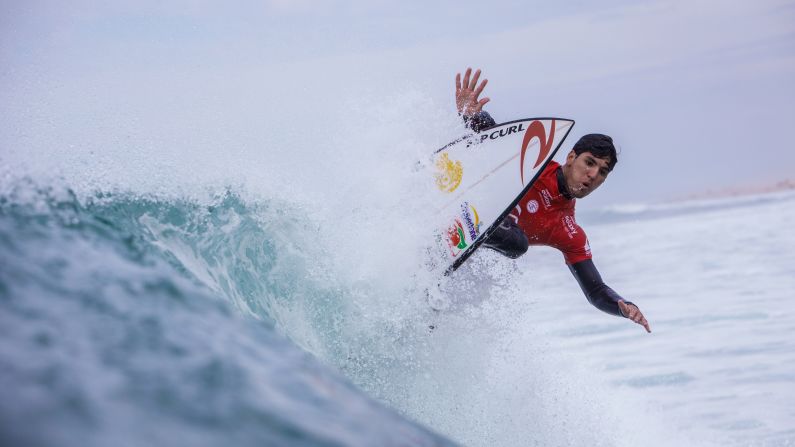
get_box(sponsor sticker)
[446,219,468,257]
[444,203,483,258]
[434,153,463,193]
[460,202,482,241]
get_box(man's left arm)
[569,259,651,333]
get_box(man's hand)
[618,301,651,333]
[455,67,490,117]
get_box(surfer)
[455,67,651,333]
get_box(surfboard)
[433,117,575,274]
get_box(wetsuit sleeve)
[463,111,496,132]
[568,259,633,318]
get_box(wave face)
[0,183,460,447]
[0,91,468,446]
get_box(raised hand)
[455,67,490,117]
[618,301,651,333]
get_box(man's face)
[562,150,611,199]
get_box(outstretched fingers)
[455,67,490,116]
[619,301,651,333]
[639,315,651,333]
[462,68,472,92]
[473,78,488,97]
[469,69,481,90]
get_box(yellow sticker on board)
[434,153,463,193]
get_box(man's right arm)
[569,259,651,332]
[568,259,626,317]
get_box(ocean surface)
[2,131,794,445]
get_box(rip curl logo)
[434,153,463,193]
[526,200,539,214]
[520,120,556,185]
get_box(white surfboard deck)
[433,117,575,273]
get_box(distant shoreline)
[671,178,795,202]
[580,181,795,225]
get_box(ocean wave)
[0,182,456,447]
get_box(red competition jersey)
[508,161,592,265]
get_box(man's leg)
[482,218,528,259]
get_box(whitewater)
[1,90,794,447]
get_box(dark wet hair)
[572,134,617,171]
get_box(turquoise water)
[0,183,455,446]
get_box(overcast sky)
[2,0,794,206]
